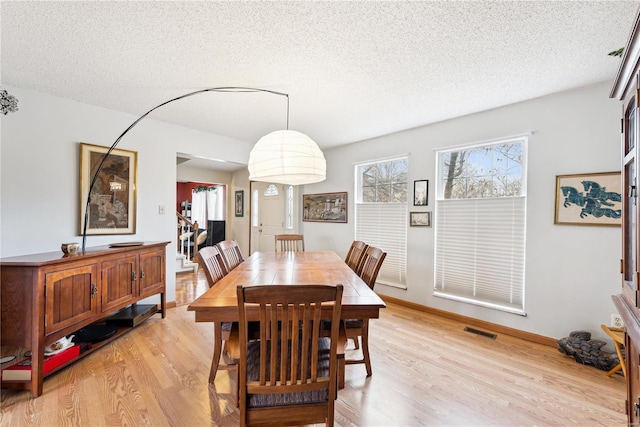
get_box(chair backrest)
[196,246,228,287]
[237,283,343,426]
[357,246,387,289]
[275,234,305,252]
[345,240,368,273]
[216,240,244,272]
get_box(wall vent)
[464,327,497,339]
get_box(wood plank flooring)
[1,271,626,426]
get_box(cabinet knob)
[91,283,97,298]
[140,269,145,280]
[131,271,137,282]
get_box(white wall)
[0,86,253,303]
[176,164,232,185]
[302,81,622,340]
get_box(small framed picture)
[414,180,428,206]
[410,211,431,227]
[235,190,244,217]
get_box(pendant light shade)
[248,130,326,185]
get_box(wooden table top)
[187,251,386,322]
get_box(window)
[434,136,527,314]
[286,185,294,230]
[252,189,259,227]
[355,156,408,287]
[264,184,279,196]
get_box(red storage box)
[1,345,80,381]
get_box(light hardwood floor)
[1,271,626,426]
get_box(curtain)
[191,186,225,229]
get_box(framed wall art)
[79,142,137,235]
[414,180,428,206]
[554,171,621,226]
[302,192,347,223]
[410,211,431,227]
[235,190,244,217]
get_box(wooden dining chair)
[236,283,343,427]
[274,234,305,252]
[196,246,237,383]
[345,240,368,273]
[216,239,244,272]
[346,246,386,376]
[601,324,626,377]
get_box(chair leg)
[606,363,622,377]
[209,322,223,383]
[337,354,345,391]
[328,400,335,426]
[362,319,372,377]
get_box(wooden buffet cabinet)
[612,9,640,426]
[0,241,169,397]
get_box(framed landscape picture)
[410,211,431,227]
[302,192,348,223]
[554,171,621,226]
[79,142,137,235]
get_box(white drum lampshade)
[248,130,326,185]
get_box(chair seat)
[246,337,331,408]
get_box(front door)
[250,183,298,253]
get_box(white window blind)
[355,203,407,286]
[434,197,526,314]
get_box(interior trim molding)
[381,295,557,347]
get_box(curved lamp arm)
[81,86,289,254]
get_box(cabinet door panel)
[139,249,165,297]
[45,264,98,335]
[101,255,137,313]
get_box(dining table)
[187,250,387,386]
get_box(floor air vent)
[464,327,497,339]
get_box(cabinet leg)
[160,292,166,318]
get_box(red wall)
[176,182,214,213]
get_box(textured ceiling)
[2,1,639,169]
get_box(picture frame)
[302,192,348,223]
[410,211,431,227]
[414,180,428,206]
[235,190,244,217]
[79,142,137,235]
[554,171,622,226]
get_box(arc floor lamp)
[81,86,326,253]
